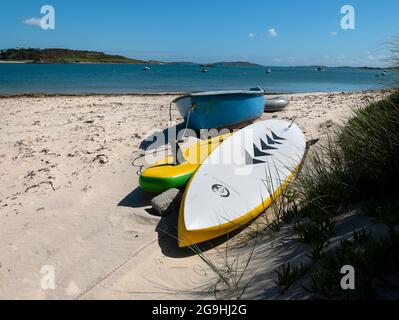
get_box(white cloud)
[330,31,338,36]
[249,33,255,38]
[22,18,42,27]
[267,28,278,37]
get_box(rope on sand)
[74,238,161,300]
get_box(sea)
[0,63,397,94]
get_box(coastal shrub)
[304,229,399,299]
[275,263,310,293]
[365,200,399,226]
[294,221,333,248]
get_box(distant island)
[0,48,147,64]
[0,48,395,69]
[201,61,263,68]
[0,48,266,67]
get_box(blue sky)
[0,0,398,66]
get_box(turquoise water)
[0,63,397,94]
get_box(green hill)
[0,48,147,64]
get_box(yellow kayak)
[139,134,231,193]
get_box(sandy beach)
[0,90,391,299]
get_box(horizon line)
[0,47,393,69]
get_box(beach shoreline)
[0,88,393,99]
[0,89,393,299]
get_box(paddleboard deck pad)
[178,119,306,247]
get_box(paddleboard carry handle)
[288,116,298,128]
[171,139,185,166]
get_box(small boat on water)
[201,68,208,73]
[264,96,289,112]
[174,87,265,130]
[142,66,151,71]
[266,69,272,74]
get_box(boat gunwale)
[173,88,265,103]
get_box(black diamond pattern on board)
[271,131,286,141]
[260,138,278,151]
[245,151,266,166]
[266,134,282,145]
[253,144,272,157]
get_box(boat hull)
[264,96,289,112]
[174,90,265,130]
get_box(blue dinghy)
[173,87,265,130]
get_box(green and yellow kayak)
[139,134,231,193]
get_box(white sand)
[0,90,390,299]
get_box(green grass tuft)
[275,263,310,293]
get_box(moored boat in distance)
[266,69,272,74]
[174,87,265,130]
[142,66,151,71]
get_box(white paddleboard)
[178,119,306,247]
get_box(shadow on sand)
[139,122,190,151]
[118,189,249,259]
[138,122,228,152]
[117,187,154,208]
[156,210,246,258]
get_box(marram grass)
[274,90,399,299]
